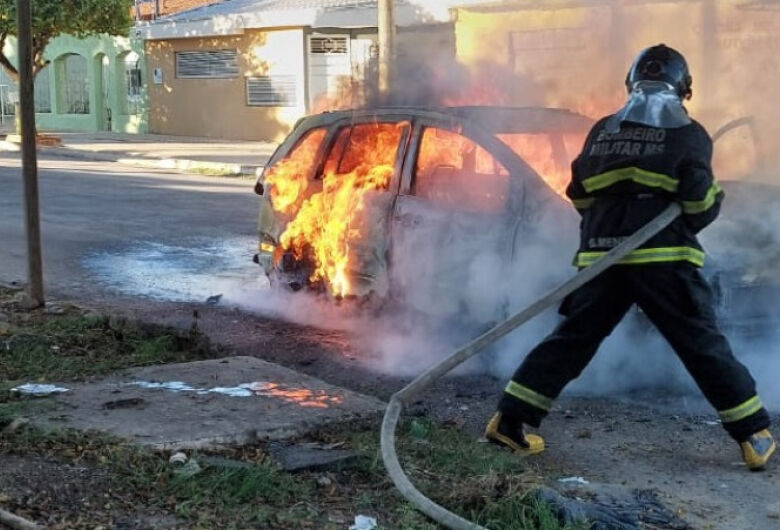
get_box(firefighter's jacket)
[567,116,722,267]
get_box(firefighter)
[485,44,775,470]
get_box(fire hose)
[381,203,683,530]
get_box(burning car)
[253,106,780,333]
[252,106,591,318]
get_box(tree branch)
[0,31,19,82]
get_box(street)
[0,153,258,298]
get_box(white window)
[34,67,51,113]
[246,75,298,107]
[124,52,143,115]
[175,50,238,79]
[63,54,89,114]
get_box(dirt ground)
[39,291,775,530]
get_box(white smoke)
[226,0,780,413]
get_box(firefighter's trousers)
[498,263,770,441]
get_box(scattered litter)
[169,452,188,466]
[126,380,343,407]
[270,443,358,472]
[205,294,223,305]
[128,381,196,392]
[703,420,720,426]
[208,387,254,397]
[348,515,377,530]
[11,384,70,396]
[174,458,203,478]
[102,398,146,410]
[558,476,590,485]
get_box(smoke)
[235,0,780,413]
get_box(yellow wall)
[454,0,780,180]
[146,28,305,141]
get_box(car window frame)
[400,117,535,216]
[312,115,413,198]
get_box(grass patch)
[349,418,582,530]
[0,287,577,529]
[0,419,581,530]
[1,315,214,383]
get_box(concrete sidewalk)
[0,131,279,177]
[19,356,386,450]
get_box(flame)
[498,133,586,198]
[264,129,326,215]
[267,122,406,297]
[247,382,343,409]
[416,127,509,212]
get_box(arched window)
[123,51,142,115]
[62,54,89,114]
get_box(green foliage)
[0,315,215,384]
[0,0,132,77]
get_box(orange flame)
[498,133,585,198]
[264,129,327,215]
[267,122,406,297]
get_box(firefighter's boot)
[485,412,544,456]
[740,429,776,471]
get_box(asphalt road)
[0,153,259,296]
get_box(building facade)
[140,0,474,141]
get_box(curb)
[0,140,262,178]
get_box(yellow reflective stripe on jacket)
[575,246,705,267]
[505,381,553,411]
[582,167,679,194]
[719,396,764,423]
[682,183,722,214]
[571,197,595,210]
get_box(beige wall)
[146,28,305,141]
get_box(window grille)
[124,52,143,115]
[309,37,348,55]
[246,75,298,107]
[175,49,238,78]
[63,54,89,114]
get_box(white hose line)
[0,509,40,530]
[381,203,683,530]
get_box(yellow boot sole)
[741,430,776,471]
[485,413,545,456]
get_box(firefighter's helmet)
[626,44,693,100]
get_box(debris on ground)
[540,483,690,530]
[205,294,223,305]
[558,476,590,485]
[269,442,358,472]
[10,384,70,396]
[173,458,203,478]
[168,451,188,466]
[348,515,378,530]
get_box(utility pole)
[378,0,395,98]
[16,0,44,308]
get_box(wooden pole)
[16,0,44,307]
[378,0,395,98]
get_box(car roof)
[297,106,594,135]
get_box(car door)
[390,121,518,321]
[308,117,411,297]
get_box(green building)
[1,33,148,133]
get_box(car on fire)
[253,107,780,333]
[253,106,590,320]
